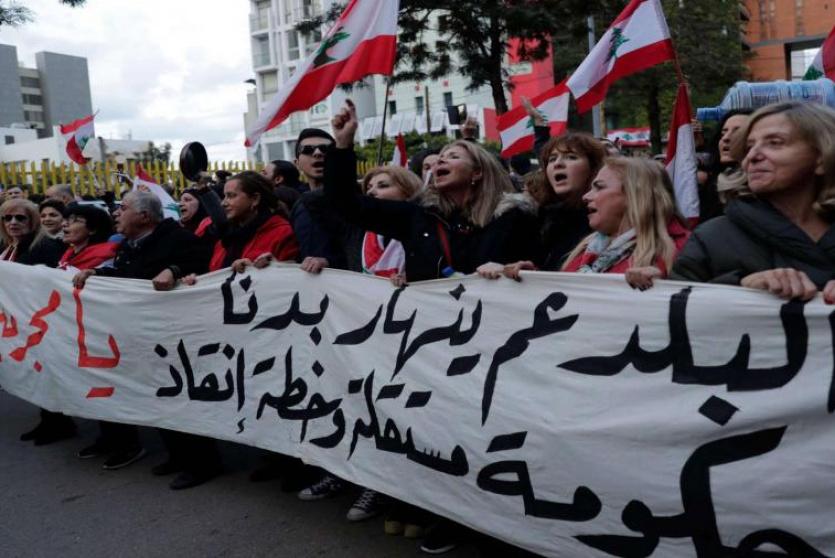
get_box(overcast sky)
[1,0,252,161]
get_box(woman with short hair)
[672,101,835,301]
[39,199,66,239]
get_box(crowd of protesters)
[2,98,835,556]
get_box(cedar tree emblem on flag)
[314,27,351,67]
[607,28,630,61]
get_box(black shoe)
[102,447,147,470]
[151,460,183,476]
[20,422,45,442]
[77,441,112,459]
[420,521,462,555]
[33,423,77,446]
[169,468,220,490]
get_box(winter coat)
[537,202,593,271]
[96,218,210,280]
[291,188,363,271]
[209,213,299,272]
[324,147,540,281]
[0,234,64,267]
[671,198,835,288]
[564,219,691,276]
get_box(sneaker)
[297,474,343,501]
[77,441,112,459]
[169,468,220,490]
[420,521,461,555]
[347,488,383,522]
[102,447,147,470]
[151,460,183,476]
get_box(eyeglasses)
[67,216,88,225]
[2,214,29,223]
[298,144,330,156]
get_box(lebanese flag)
[497,80,570,158]
[132,164,180,220]
[567,0,675,113]
[665,83,699,221]
[60,113,96,165]
[803,24,835,80]
[245,0,399,147]
[391,134,407,167]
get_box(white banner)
[1,261,833,557]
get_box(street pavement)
[0,390,484,558]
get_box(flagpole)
[376,80,392,166]
[587,16,603,138]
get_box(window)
[22,94,43,105]
[288,31,300,60]
[24,110,44,122]
[415,96,425,115]
[261,71,278,95]
[443,92,453,107]
[4,136,14,145]
[388,100,397,115]
[253,36,270,67]
[20,76,40,88]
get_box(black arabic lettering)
[221,272,258,325]
[559,287,808,393]
[252,293,329,331]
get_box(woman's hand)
[625,266,663,290]
[332,99,358,149]
[389,272,407,288]
[72,269,95,289]
[152,268,177,291]
[503,261,537,281]
[231,258,254,274]
[521,97,547,127]
[477,262,505,280]
[741,268,817,301]
[823,280,835,304]
[253,253,273,269]
[181,273,198,286]
[301,256,329,274]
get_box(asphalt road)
[0,390,487,558]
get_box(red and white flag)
[390,134,407,167]
[803,24,835,80]
[60,112,96,165]
[497,80,570,158]
[132,164,180,220]
[245,0,399,147]
[665,83,700,221]
[567,0,675,113]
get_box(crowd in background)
[2,98,835,556]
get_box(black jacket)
[536,202,591,271]
[324,147,540,281]
[671,198,835,288]
[96,218,210,280]
[291,189,362,271]
[7,234,65,267]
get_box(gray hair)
[48,184,74,198]
[124,191,163,223]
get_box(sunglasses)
[2,214,29,223]
[298,143,330,156]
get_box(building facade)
[0,44,93,141]
[244,0,498,163]
[742,0,833,80]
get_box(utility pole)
[424,86,431,136]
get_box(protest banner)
[1,261,833,557]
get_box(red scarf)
[59,242,119,271]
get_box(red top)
[59,242,119,271]
[209,214,299,271]
[563,219,690,276]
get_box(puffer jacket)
[671,197,835,288]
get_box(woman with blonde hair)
[672,101,835,301]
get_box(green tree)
[298,0,605,115]
[142,141,172,165]
[0,0,86,28]
[552,0,748,153]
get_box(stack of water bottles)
[696,78,835,121]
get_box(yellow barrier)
[0,161,261,198]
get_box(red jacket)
[563,219,690,276]
[58,242,119,271]
[209,215,299,271]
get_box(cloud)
[0,0,253,161]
